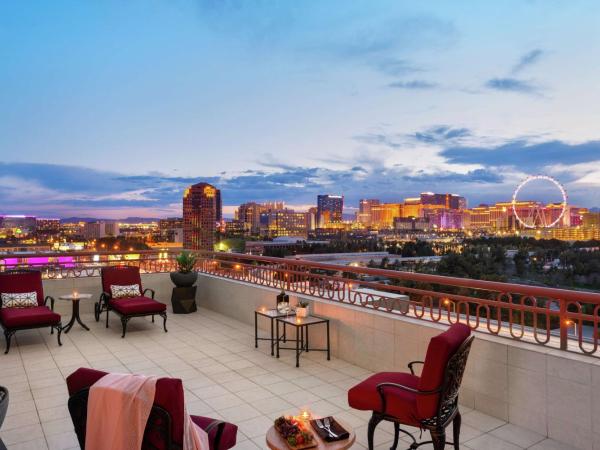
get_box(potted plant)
[170,251,198,287]
[296,299,310,318]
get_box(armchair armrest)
[408,360,424,375]
[376,381,440,415]
[44,295,55,311]
[142,288,155,299]
[99,291,111,306]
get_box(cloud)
[442,139,600,173]
[485,77,540,94]
[512,48,544,74]
[414,126,471,144]
[375,58,421,77]
[387,80,437,89]
[405,168,503,184]
[353,132,403,149]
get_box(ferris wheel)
[512,175,568,229]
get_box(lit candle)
[261,307,266,312]
[300,410,311,421]
[73,291,78,299]
[296,318,302,324]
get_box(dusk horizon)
[2,1,600,218]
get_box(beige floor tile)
[490,423,545,448]
[204,393,246,410]
[252,396,296,415]
[463,409,507,432]
[217,403,262,422]
[238,415,274,438]
[465,433,524,450]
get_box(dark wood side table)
[255,308,295,356]
[58,293,92,333]
[276,315,330,367]
[171,286,197,314]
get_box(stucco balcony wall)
[195,273,600,450]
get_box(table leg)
[254,312,258,348]
[276,320,280,359]
[296,325,300,367]
[305,325,309,352]
[73,300,89,331]
[270,317,275,356]
[326,321,330,360]
[63,301,77,333]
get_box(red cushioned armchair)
[348,323,473,450]
[0,270,62,354]
[66,368,238,450]
[95,266,167,338]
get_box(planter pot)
[170,271,198,288]
[296,306,309,318]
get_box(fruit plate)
[274,416,318,449]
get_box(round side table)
[58,293,92,333]
[266,420,355,450]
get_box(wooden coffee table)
[266,420,355,450]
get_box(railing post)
[559,299,568,351]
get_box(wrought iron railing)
[2,250,599,355]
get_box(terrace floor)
[1,307,574,450]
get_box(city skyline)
[2,1,600,217]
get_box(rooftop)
[2,306,572,450]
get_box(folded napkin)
[310,417,350,442]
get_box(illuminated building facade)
[183,182,222,251]
[159,217,183,243]
[357,199,380,226]
[317,195,344,228]
[402,198,423,218]
[259,210,309,238]
[83,221,120,240]
[420,192,466,210]
[371,203,402,229]
[394,217,430,231]
[0,215,37,238]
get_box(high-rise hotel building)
[183,182,222,251]
[317,194,344,228]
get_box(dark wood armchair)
[95,266,167,338]
[348,323,473,450]
[0,270,62,353]
[66,368,238,450]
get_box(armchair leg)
[106,308,110,328]
[152,315,154,323]
[4,330,14,354]
[160,312,168,332]
[121,317,129,338]
[367,413,383,450]
[453,411,461,450]
[94,302,100,322]
[390,422,400,450]
[431,429,446,450]
[56,324,63,346]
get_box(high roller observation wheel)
[512,175,568,228]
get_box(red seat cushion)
[109,296,166,315]
[191,416,238,450]
[417,323,471,419]
[348,372,421,426]
[0,271,45,306]
[0,306,60,328]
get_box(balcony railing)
[2,249,600,356]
